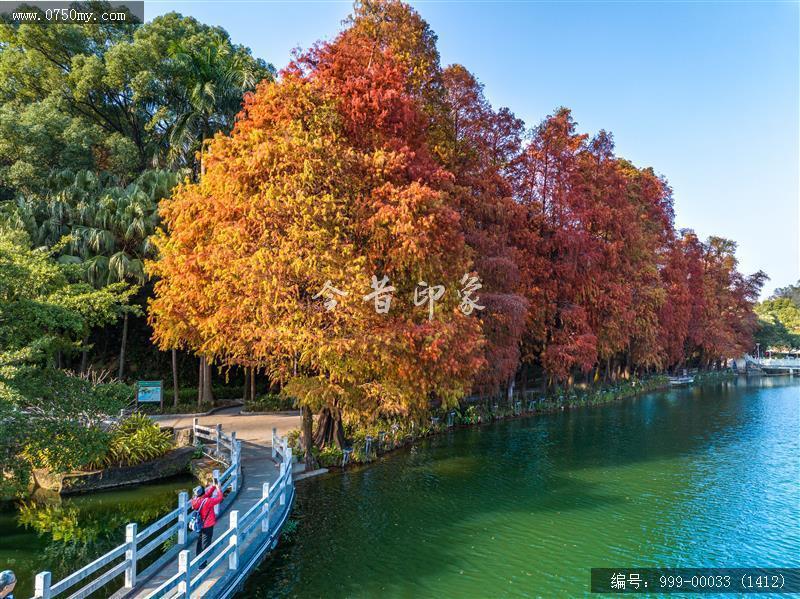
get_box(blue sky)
[148,1,799,297]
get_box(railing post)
[272,427,277,459]
[215,423,223,457]
[193,417,199,438]
[228,535,239,571]
[177,549,190,596]
[279,461,286,506]
[236,441,242,489]
[35,571,51,599]
[261,482,270,533]
[228,510,239,570]
[177,491,188,546]
[287,447,293,489]
[125,522,137,588]
[229,431,238,492]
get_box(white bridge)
[33,421,295,599]
[739,354,800,374]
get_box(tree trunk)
[80,334,89,375]
[117,312,129,380]
[301,405,318,469]
[250,368,256,403]
[521,364,529,395]
[203,358,214,405]
[243,368,251,403]
[172,349,179,408]
[312,407,345,449]
[540,365,547,395]
[197,357,204,408]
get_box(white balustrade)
[30,419,283,599]
[143,434,294,598]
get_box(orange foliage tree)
[149,0,765,460]
[149,19,484,463]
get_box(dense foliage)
[0,7,276,386]
[150,0,766,463]
[755,282,800,350]
[0,6,273,196]
[0,225,134,495]
[244,394,297,413]
[0,0,770,478]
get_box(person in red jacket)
[191,481,224,569]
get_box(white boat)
[669,375,694,386]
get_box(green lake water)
[0,474,194,598]
[242,376,799,598]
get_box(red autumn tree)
[438,64,529,396]
[516,108,598,384]
[149,0,767,440]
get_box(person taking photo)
[190,480,224,569]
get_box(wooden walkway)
[122,439,285,598]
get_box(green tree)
[163,32,270,172]
[0,7,273,197]
[755,295,800,350]
[0,224,133,496]
[1,8,272,395]
[773,281,800,306]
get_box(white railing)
[757,358,800,367]
[32,421,243,599]
[143,434,294,599]
[271,426,288,462]
[744,354,800,369]
[191,419,242,485]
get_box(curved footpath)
[152,406,301,445]
[127,407,302,598]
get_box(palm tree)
[15,169,181,377]
[162,36,274,174]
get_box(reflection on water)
[243,376,799,598]
[0,475,193,597]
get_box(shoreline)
[296,370,737,473]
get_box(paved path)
[124,408,301,598]
[153,407,301,444]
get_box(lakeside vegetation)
[755,282,800,351]
[0,0,789,489]
[288,373,746,469]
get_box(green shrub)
[22,423,110,474]
[174,385,245,403]
[463,405,480,424]
[317,446,343,468]
[286,429,302,453]
[101,413,174,468]
[351,445,368,463]
[244,393,296,412]
[280,518,300,541]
